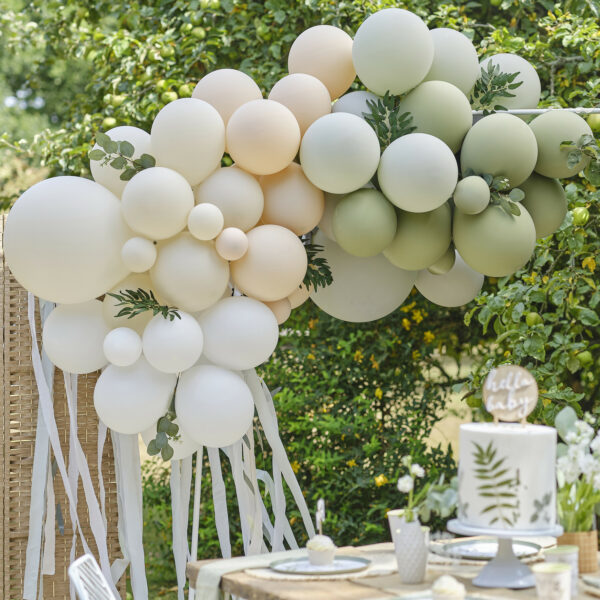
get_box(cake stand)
[447,519,563,589]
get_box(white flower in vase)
[397,475,414,493]
[411,464,425,478]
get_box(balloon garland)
[5,6,600,599]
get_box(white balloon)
[197,296,279,370]
[150,98,225,186]
[416,251,484,307]
[4,177,130,304]
[332,91,380,120]
[176,365,255,448]
[103,327,142,367]
[121,167,194,240]
[90,126,152,197]
[187,203,224,241]
[215,227,248,261]
[94,356,176,434]
[121,237,157,273]
[43,300,110,374]
[310,230,417,323]
[142,312,204,374]
[141,418,200,461]
[378,133,458,213]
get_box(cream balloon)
[150,233,229,312]
[520,173,567,238]
[423,28,480,95]
[187,203,224,241]
[318,193,344,240]
[453,176,491,215]
[121,237,157,272]
[121,167,194,240]
[94,356,176,434]
[192,68,262,125]
[150,98,225,186]
[259,162,325,236]
[176,365,255,448]
[226,99,300,176]
[480,54,541,109]
[378,133,458,213]
[141,418,200,461]
[332,91,380,119]
[268,73,331,135]
[287,25,355,100]
[310,230,417,323]
[265,298,291,325]
[416,251,484,307]
[198,296,278,370]
[230,225,307,302]
[427,246,456,275]
[103,327,142,367]
[142,311,204,374]
[287,283,310,309]
[300,113,380,194]
[195,166,264,232]
[352,8,433,95]
[43,300,110,374]
[4,177,130,304]
[103,273,155,334]
[90,126,152,197]
[215,227,248,261]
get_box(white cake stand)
[447,519,563,589]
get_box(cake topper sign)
[483,365,538,423]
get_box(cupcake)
[306,534,336,566]
[431,575,466,600]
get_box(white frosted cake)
[457,423,557,532]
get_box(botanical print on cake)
[530,491,553,525]
[472,441,521,527]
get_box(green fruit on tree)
[160,46,175,58]
[161,91,178,104]
[191,27,206,39]
[178,84,194,98]
[110,94,126,108]
[180,23,193,33]
[453,175,490,215]
[587,114,600,133]
[572,207,590,227]
[577,351,593,366]
[490,0,502,6]
[519,173,567,238]
[526,312,543,327]
[155,79,168,92]
[102,117,117,129]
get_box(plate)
[269,555,370,576]
[430,538,541,561]
[388,594,493,600]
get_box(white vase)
[393,518,429,584]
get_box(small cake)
[431,575,466,600]
[306,534,336,565]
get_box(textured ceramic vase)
[393,519,429,584]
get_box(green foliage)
[146,392,180,463]
[561,133,600,185]
[90,131,156,180]
[364,92,416,151]
[469,61,523,113]
[463,169,524,217]
[107,287,181,321]
[302,243,332,292]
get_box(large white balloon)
[94,356,176,434]
[416,251,484,307]
[300,113,380,194]
[90,126,152,198]
[141,419,200,461]
[332,90,380,120]
[310,230,417,323]
[176,365,255,448]
[43,300,110,374]
[142,312,204,374]
[4,177,130,304]
[150,98,225,186]
[103,327,142,367]
[197,296,279,370]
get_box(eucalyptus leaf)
[147,439,160,456]
[105,139,119,154]
[161,445,174,461]
[157,417,170,433]
[88,148,106,161]
[95,131,112,149]
[120,168,137,181]
[110,156,127,169]
[119,140,135,157]
[567,150,582,169]
[139,153,156,168]
[156,431,168,449]
[508,188,525,202]
[167,423,179,436]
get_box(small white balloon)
[332,90,380,119]
[264,298,291,325]
[43,300,110,374]
[287,283,310,309]
[141,418,200,461]
[176,365,255,448]
[187,204,224,241]
[142,312,204,374]
[215,227,248,261]
[103,327,142,367]
[121,237,157,272]
[94,356,176,434]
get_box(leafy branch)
[303,242,332,292]
[364,92,416,151]
[469,62,523,114]
[462,168,524,217]
[561,133,600,185]
[89,131,156,181]
[107,288,181,321]
[147,380,180,461]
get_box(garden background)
[1,0,599,596]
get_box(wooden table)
[187,542,586,599]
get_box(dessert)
[306,534,336,566]
[431,575,466,599]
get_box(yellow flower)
[370,354,379,370]
[354,349,364,362]
[291,461,301,474]
[424,331,435,343]
[583,256,596,272]
[402,318,411,331]
[308,318,318,329]
[411,309,423,323]
[375,387,383,400]
[374,474,389,487]
[400,301,416,313]
[412,350,421,360]
[306,353,315,360]
[504,350,511,358]
[346,459,357,468]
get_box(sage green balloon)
[332,189,397,257]
[453,175,490,215]
[398,81,472,153]
[520,173,567,238]
[453,204,536,277]
[427,245,456,275]
[460,113,538,188]
[529,111,592,178]
[383,203,452,271]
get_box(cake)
[457,422,557,531]
[306,534,336,565]
[431,575,466,599]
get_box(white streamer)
[189,448,204,600]
[171,457,193,600]
[207,447,231,558]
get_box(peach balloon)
[230,225,307,301]
[192,68,263,125]
[287,283,310,309]
[259,163,324,236]
[288,25,356,100]
[265,298,291,325]
[268,73,331,135]
[226,100,301,176]
[215,227,248,261]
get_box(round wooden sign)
[483,365,538,422]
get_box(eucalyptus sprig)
[364,91,416,151]
[463,168,524,217]
[89,131,156,181]
[147,380,180,461]
[107,287,181,321]
[469,62,523,114]
[561,133,600,185]
[303,242,333,292]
